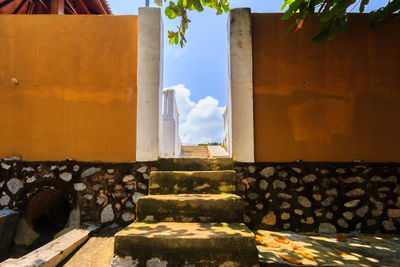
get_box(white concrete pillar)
[163,89,175,118]
[136,8,163,161]
[160,89,181,158]
[228,8,255,162]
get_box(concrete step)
[114,222,259,266]
[180,145,210,158]
[61,226,122,267]
[207,145,230,158]
[158,158,234,171]
[149,170,237,195]
[137,194,244,223]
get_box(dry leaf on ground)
[337,233,351,238]
[273,236,290,244]
[359,237,383,243]
[377,234,393,239]
[296,250,316,262]
[291,242,304,250]
[265,242,281,248]
[305,232,319,236]
[331,247,347,256]
[255,236,281,248]
[255,236,264,245]
[278,254,303,265]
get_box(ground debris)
[256,230,400,266]
[278,254,302,265]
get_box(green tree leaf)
[360,0,370,12]
[165,6,178,19]
[163,0,400,46]
[193,0,204,11]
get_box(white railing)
[160,89,182,158]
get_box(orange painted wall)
[252,14,400,162]
[0,15,138,162]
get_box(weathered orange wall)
[253,14,400,162]
[0,15,138,162]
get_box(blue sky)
[108,1,283,105]
[108,0,387,145]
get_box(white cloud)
[164,84,225,145]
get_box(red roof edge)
[101,0,112,14]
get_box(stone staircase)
[180,146,210,158]
[114,170,259,266]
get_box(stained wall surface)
[252,14,400,162]
[0,15,138,162]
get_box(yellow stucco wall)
[252,14,400,162]
[0,15,138,162]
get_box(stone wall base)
[236,163,400,233]
[1,160,399,234]
[0,160,155,226]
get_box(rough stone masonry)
[0,160,154,226]
[1,159,400,234]
[237,163,400,233]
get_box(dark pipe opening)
[25,189,72,246]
